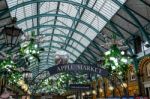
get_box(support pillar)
[97,79,101,99]
[103,78,108,98]
[92,81,96,99]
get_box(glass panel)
[99,0,119,19]
[59,3,78,17]
[40,2,57,14]
[5,0,127,72]
[80,37,90,46]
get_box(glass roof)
[6,0,126,75]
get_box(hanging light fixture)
[55,50,69,65]
[2,17,23,47]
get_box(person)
[9,96,14,99]
[0,88,10,99]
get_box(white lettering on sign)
[56,64,102,74]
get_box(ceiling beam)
[47,2,60,63]
[64,0,89,49]
[112,0,150,46]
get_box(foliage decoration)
[104,35,132,81]
[0,57,16,74]
[20,31,44,62]
[36,73,91,94]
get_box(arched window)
[129,65,136,81]
[146,62,150,77]
[130,71,136,81]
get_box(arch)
[27,45,87,65]
[17,13,100,35]
[0,0,108,21]
[28,40,96,65]
[32,63,109,83]
[31,63,128,97]
[23,25,101,60]
[139,56,150,75]
[24,25,90,42]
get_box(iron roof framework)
[0,0,149,77]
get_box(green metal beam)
[128,7,150,23]
[2,0,135,64]
[112,21,134,36]
[1,0,129,44]
[42,19,68,29]
[80,57,92,64]
[112,0,150,46]
[47,2,60,63]
[40,42,95,62]
[42,33,100,56]
[36,2,40,73]
[27,45,80,69]
[116,13,138,28]
[25,25,89,48]
[29,41,90,64]
[140,0,150,7]
[30,62,54,69]
[109,22,134,55]
[16,41,87,68]
[7,0,118,44]
[0,0,108,21]
[0,16,10,21]
[39,18,105,59]
[61,0,98,60]
[64,0,89,49]
[16,13,100,39]
[25,25,103,59]
[2,0,127,54]
[23,24,102,55]
[24,24,91,40]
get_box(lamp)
[82,93,85,96]
[86,91,90,95]
[99,88,103,92]
[121,82,127,88]
[92,90,97,95]
[2,17,23,47]
[108,86,114,91]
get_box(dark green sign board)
[47,63,109,76]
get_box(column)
[103,78,108,98]
[97,79,101,99]
[92,81,96,99]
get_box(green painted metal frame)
[42,33,101,57]
[1,0,127,55]
[16,13,105,61]
[1,0,137,74]
[23,24,101,60]
[112,21,134,36]
[140,0,150,7]
[109,22,134,55]
[27,45,79,73]
[116,13,138,28]
[64,0,89,49]
[0,0,108,22]
[47,2,60,63]
[16,13,100,39]
[112,0,150,45]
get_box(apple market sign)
[46,63,109,77]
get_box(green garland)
[20,31,44,62]
[104,44,131,81]
[0,57,16,73]
[37,73,91,94]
